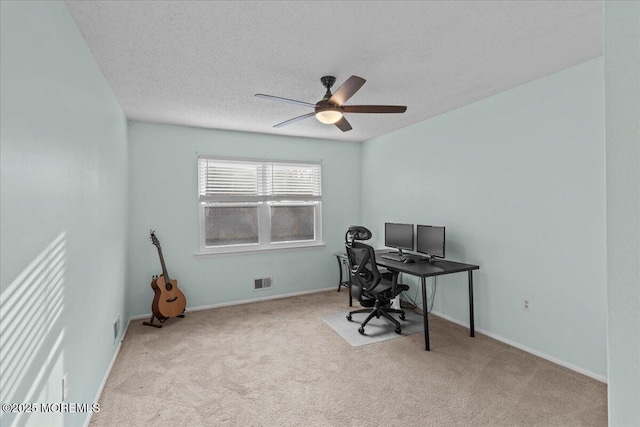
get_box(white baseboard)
[430,310,607,384]
[83,318,131,427]
[130,286,336,321]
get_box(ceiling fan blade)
[273,112,315,128]
[255,94,315,108]
[334,116,352,132]
[328,76,366,106]
[343,105,407,114]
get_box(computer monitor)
[417,225,445,259]
[384,223,414,255]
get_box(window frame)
[268,200,322,246]
[196,156,324,256]
[199,201,261,250]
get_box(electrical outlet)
[62,373,68,401]
[522,298,531,312]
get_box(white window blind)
[198,157,322,202]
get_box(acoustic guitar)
[149,230,187,319]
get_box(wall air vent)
[254,277,272,290]
[113,316,120,344]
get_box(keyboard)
[380,254,406,262]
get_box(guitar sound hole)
[165,283,173,291]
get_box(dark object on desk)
[345,226,409,335]
[384,222,414,256]
[403,258,415,264]
[417,225,445,260]
[380,254,404,262]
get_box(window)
[197,157,323,253]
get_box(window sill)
[193,241,326,258]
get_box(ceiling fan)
[255,75,407,132]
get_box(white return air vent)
[254,277,272,290]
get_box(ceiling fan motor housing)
[317,76,341,116]
[315,99,342,114]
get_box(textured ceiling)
[65,1,603,143]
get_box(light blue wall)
[0,2,128,427]
[1,2,623,423]
[127,122,360,316]
[605,2,640,424]
[361,58,607,378]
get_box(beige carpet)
[90,291,607,426]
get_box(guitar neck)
[157,246,171,281]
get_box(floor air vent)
[254,277,272,290]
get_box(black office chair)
[345,226,409,335]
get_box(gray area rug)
[321,308,424,346]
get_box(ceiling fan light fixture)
[257,75,406,132]
[315,109,343,124]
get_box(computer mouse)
[403,258,415,264]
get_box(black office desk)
[375,251,480,351]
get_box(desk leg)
[391,271,399,297]
[336,255,343,292]
[348,281,352,307]
[421,277,430,351]
[468,271,475,337]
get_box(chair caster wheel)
[346,314,352,321]
[399,314,406,321]
[358,327,365,335]
[395,327,402,334]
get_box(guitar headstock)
[150,230,161,249]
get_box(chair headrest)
[345,226,372,243]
